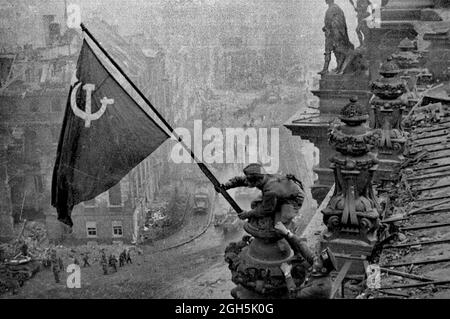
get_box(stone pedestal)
[285,113,336,204]
[312,74,372,114]
[225,216,309,299]
[285,73,371,204]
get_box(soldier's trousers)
[53,270,60,283]
[275,203,300,230]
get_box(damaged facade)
[0,4,173,244]
[0,0,80,241]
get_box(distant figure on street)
[109,254,118,272]
[100,251,108,275]
[20,242,28,257]
[50,249,60,284]
[58,257,64,271]
[119,250,126,267]
[82,254,90,267]
[126,250,132,264]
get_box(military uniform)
[291,275,332,299]
[282,235,334,299]
[119,252,125,267]
[101,253,108,275]
[223,173,305,227]
[109,255,118,272]
[82,255,90,267]
[126,251,132,264]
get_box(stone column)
[370,58,409,183]
[320,97,380,275]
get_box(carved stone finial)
[370,58,409,182]
[371,59,407,100]
[322,98,380,245]
[379,57,401,78]
[398,38,416,51]
[339,96,369,126]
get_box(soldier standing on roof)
[216,163,305,230]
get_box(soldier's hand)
[280,262,293,277]
[238,211,251,220]
[214,184,225,193]
[274,222,293,237]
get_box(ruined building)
[0,3,173,243]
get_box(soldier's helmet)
[320,247,338,273]
[243,163,265,177]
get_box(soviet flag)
[52,40,170,227]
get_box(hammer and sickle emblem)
[70,82,114,128]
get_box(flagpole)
[79,23,243,214]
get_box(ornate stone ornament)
[322,97,380,244]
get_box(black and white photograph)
[1,0,450,305]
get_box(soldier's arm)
[285,235,315,265]
[223,176,250,190]
[280,263,298,298]
[298,190,305,209]
[285,277,298,298]
[247,190,277,218]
